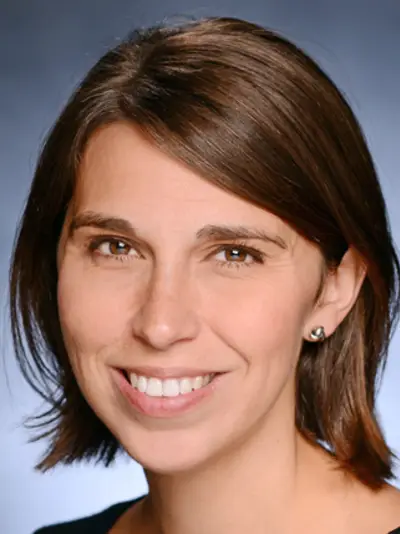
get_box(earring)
[309,326,326,342]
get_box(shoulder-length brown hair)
[9,16,400,489]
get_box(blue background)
[1,1,399,532]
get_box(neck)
[138,411,339,534]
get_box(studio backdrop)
[1,1,399,533]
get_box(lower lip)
[113,369,225,418]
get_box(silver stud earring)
[309,326,326,342]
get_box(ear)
[303,247,367,341]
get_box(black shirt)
[33,496,400,533]
[33,497,141,533]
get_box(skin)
[57,122,400,533]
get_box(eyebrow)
[196,224,287,249]
[69,211,288,249]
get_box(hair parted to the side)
[9,17,400,489]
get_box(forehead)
[75,122,295,243]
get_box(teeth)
[129,373,214,397]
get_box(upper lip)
[119,366,224,379]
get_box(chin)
[129,446,210,475]
[118,428,223,476]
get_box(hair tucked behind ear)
[297,289,396,488]
[9,16,400,487]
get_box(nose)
[131,269,201,351]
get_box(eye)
[89,237,139,261]
[214,244,265,268]
[98,240,133,256]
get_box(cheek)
[207,273,309,369]
[57,259,129,353]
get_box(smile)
[129,373,216,397]
[114,369,226,419]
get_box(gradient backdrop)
[1,1,399,532]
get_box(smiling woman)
[9,16,400,534]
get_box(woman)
[9,16,400,534]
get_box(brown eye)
[216,245,263,267]
[97,240,136,257]
[222,247,248,262]
[214,245,265,268]
[109,241,131,255]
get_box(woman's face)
[57,122,325,473]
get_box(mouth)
[120,368,220,395]
[114,368,226,418]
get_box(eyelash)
[87,236,267,270]
[213,242,266,269]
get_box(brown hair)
[9,17,400,489]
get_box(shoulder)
[32,498,139,533]
[356,483,400,534]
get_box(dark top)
[33,496,143,533]
[33,495,400,533]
